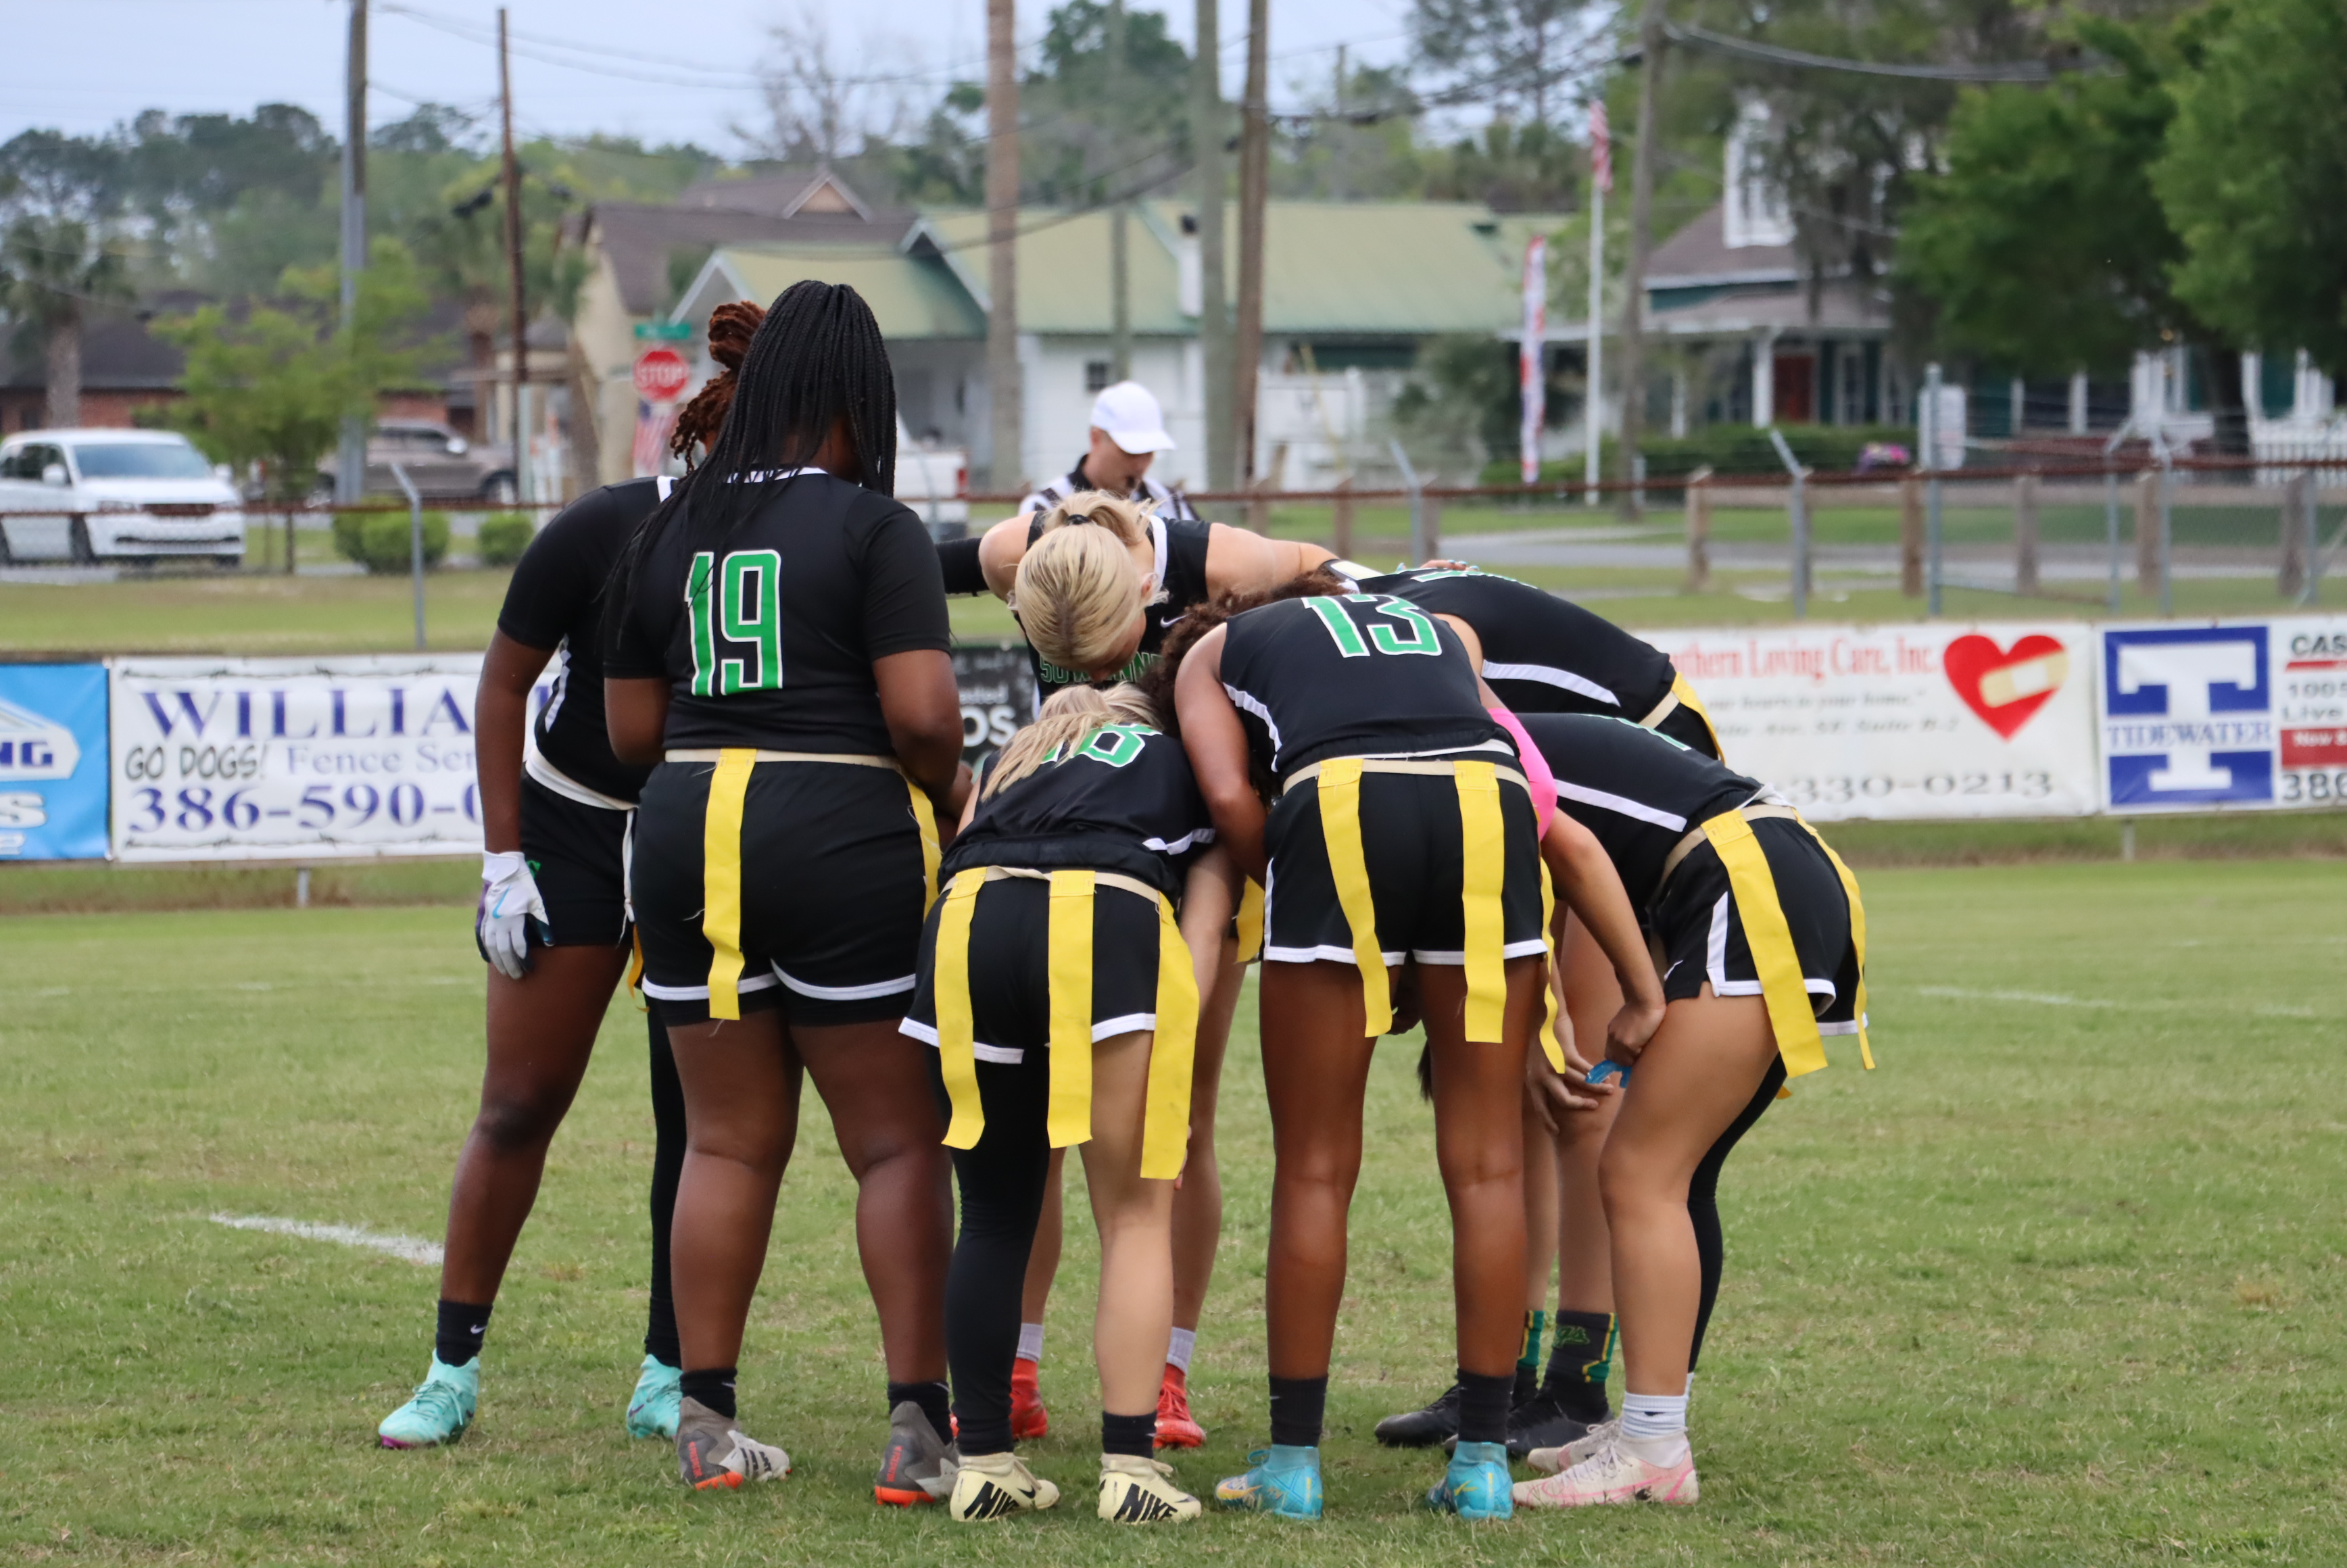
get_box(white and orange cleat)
[1512,1436,1698,1509]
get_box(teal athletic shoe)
[1425,1439,1514,1520]
[379,1356,479,1448]
[1214,1444,1324,1520]
[626,1356,682,1440]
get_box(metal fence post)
[2104,470,2123,614]
[2157,458,2175,617]
[1921,364,1945,616]
[2014,472,2040,597]
[2135,471,2161,597]
[1900,476,1925,598]
[1768,428,1809,619]
[2279,468,2310,599]
[391,462,425,650]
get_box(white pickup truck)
[0,429,246,566]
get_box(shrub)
[1481,424,1922,488]
[332,509,449,574]
[477,512,535,566]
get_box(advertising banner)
[1645,622,2101,820]
[110,656,485,862]
[0,662,110,860]
[952,642,1038,766]
[2098,613,2347,813]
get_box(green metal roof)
[915,207,1191,336]
[711,243,987,340]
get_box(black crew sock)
[680,1366,738,1421]
[1455,1369,1515,1446]
[433,1299,492,1367]
[1102,1410,1157,1459]
[889,1379,954,1446]
[1268,1375,1327,1448]
[1543,1309,1617,1423]
[643,1302,681,1373]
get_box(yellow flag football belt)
[687,749,941,1022]
[1639,672,1727,760]
[1279,756,1557,1069]
[1660,804,1872,1080]
[933,866,1200,1181]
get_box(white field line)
[1914,985,2313,1020]
[210,1213,443,1266]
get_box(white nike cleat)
[1526,1415,1618,1475]
[949,1449,1060,1521]
[1098,1453,1201,1523]
[1514,1435,1698,1509]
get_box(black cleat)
[1374,1382,1461,1448]
[1501,1388,1599,1461]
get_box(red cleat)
[1011,1356,1050,1440]
[1155,1365,1205,1449]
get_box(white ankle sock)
[1165,1327,1197,1373]
[1618,1391,1689,1461]
[1015,1323,1044,1364]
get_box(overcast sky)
[5,0,1417,153]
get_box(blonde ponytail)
[1013,497,1153,677]
[979,682,1162,800]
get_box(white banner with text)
[110,656,486,862]
[1645,622,2102,820]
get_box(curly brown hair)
[667,299,767,465]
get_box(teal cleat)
[625,1355,682,1440]
[1425,1440,1514,1520]
[1214,1444,1324,1520]
[379,1356,479,1448]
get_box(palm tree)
[0,217,135,427]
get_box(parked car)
[0,430,246,566]
[313,420,516,504]
[896,422,968,539]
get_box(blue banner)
[0,662,110,860]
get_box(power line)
[1662,22,2062,83]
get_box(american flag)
[632,401,677,479]
[1589,100,1613,196]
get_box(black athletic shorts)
[1262,766,1547,967]
[1653,701,1724,760]
[516,774,631,947]
[900,875,1167,1063]
[1650,816,1860,1035]
[631,757,931,1028]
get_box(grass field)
[4,859,2343,1565]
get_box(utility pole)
[335,0,368,508]
[1232,0,1269,491]
[498,9,529,505]
[1616,0,1667,517]
[1107,0,1131,383]
[985,0,1023,492]
[1193,0,1233,492]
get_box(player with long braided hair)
[606,279,971,1501]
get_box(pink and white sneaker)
[1524,1415,1617,1475]
[1512,1437,1699,1509]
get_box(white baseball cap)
[1090,381,1177,455]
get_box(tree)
[0,217,134,427]
[2154,0,2347,381]
[156,238,431,501]
[1409,0,1603,129]
[1897,22,2181,380]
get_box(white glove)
[477,850,550,979]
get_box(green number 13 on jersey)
[1302,593,1445,658]
[686,549,784,696]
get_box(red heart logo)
[1943,634,2070,739]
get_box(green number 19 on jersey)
[686,549,785,696]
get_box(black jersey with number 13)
[604,470,952,754]
[1217,592,1506,781]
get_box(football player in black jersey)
[605,280,971,1501]
[900,683,1238,1524]
[1507,713,1868,1511]
[376,470,687,1451]
[1153,571,1662,1522]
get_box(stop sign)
[633,347,692,402]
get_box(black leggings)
[924,1050,1054,1456]
[1687,1055,1786,1371]
[644,1010,687,1369]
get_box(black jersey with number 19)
[1217,592,1506,780]
[944,725,1212,900]
[604,469,951,752]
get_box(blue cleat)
[379,1356,479,1448]
[625,1354,682,1440]
[1215,1444,1324,1520]
[1425,1439,1514,1519]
